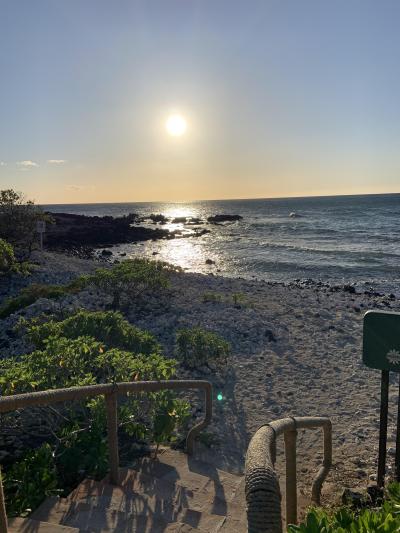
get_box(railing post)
[284,426,298,526]
[0,467,8,533]
[105,391,119,485]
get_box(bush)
[24,310,160,355]
[0,283,69,318]
[85,258,177,309]
[1,310,190,514]
[288,483,400,532]
[0,239,30,276]
[0,238,18,275]
[0,189,49,256]
[175,327,230,370]
[3,443,59,517]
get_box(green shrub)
[23,310,159,355]
[175,327,230,370]
[0,189,51,256]
[85,258,177,309]
[0,283,69,318]
[3,443,59,517]
[0,239,30,276]
[288,483,400,532]
[1,310,190,514]
[202,291,223,303]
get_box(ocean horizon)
[44,192,400,294]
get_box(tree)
[0,189,48,256]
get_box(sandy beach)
[1,251,400,505]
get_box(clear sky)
[1,0,399,203]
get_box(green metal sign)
[363,311,400,372]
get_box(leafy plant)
[202,291,223,303]
[0,283,69,318]
[0,239,30,276]
[175,327,230,370]
[24,310,160,355]
[0,189,51,256]
[3,443,59,517]
[288,483,400,532]
[1,310,191,515]
[84,258,177,309]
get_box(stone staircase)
[8,448,247,532]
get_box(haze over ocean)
[45,193,400,293]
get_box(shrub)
[0,189,50,256]
[288,483,400,531]
[3,443,59,517]
[202,292,223,303]
[175,327,230,370]
[0,283,69,318]
[1,310,190,514]
[85,258,177,309]
[24,310,160,355]
[0,239,30,276]
[0,239,18,275]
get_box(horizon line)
[40,190,400,206]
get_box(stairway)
[8,448,247,532]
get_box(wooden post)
[284,428,298,525]
[395,375,400,481]
[378,370,389,488]
[105,392,119,485]
[0,467,8,533]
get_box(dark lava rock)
[45,212,175,250]
[343,284,357,294]
[101,249,113,256]
[172,217,187,223]
[207,214,243,223]
[205,259,215,265]
[265,329,277,342]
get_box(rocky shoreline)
[43,211,243,257]
[1,250,400,502]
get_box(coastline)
[1,250,399,502]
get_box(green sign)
[363,311,400,371]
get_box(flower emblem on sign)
[386,349,400,365]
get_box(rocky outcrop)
[45,212,175,250]
[207,214,243,223]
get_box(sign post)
[363,311,400,486]
[36,220,46,252]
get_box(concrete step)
[8,517,79,532]
[30,495,225,532]
[126,448,244,504]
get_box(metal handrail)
[245,416,332,533]
[0,379,213,532]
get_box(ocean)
[44,193,400,294]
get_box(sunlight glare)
[165,114,187,137]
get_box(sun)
[165,114,187,137]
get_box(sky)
[0,0,400,204]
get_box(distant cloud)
[0,161,6,166]
[17,160,39,170]
[66,184,94,192]
[47,159,67,164]
[67,185,84,191]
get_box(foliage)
[0,283,70,318]
[0,238,31,277]
[84,258,177,309]
[0,189,50,256]
[1,310,190,515]
[3,443,59,517]
[288,483,400,532]
[202,291,223,303]
[24,310,160,355]
[175,327,230,370]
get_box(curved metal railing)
[245,416,332,533]
[0,379,212,532]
